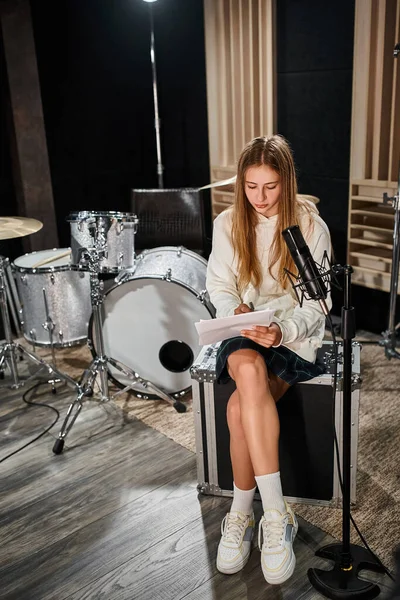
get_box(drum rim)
[67,210,138,222]
[70,264,128,274]
[106,274,215,314]
[137,246,208,267]
[22,334,88,348]
[12,248,72,273]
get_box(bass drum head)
[90,276,212,397]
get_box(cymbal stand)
[0,256,81,393]
[53,240,186,455]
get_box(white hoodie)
[206,204,332,363]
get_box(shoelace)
[258,515,287,550]
[221,513,249,545]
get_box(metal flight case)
[190,340,361,507]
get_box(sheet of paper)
[195,308,276,345]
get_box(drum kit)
[0,211,215,454]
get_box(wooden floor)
[0,364,393,600]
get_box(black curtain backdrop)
[276,0,399,332]
[276,0,355,320]
[1,0,398,333]
[0,30,22,262]
[28,0,210,248]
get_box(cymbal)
[0,216,43,240]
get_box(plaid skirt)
[216,336,325,385]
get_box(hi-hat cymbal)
[0,216,43,240]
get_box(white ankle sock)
[255,472,286,513]
[230,483,256,515]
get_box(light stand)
[308,266,385,600]
[379,169,400,359]
[379,42,400,360]
[144,0,164,188]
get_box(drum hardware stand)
[0,256,81,393]
[41,288,63,394]
[2,257,23,339]
[52,244,186,455]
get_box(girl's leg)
[227,348,280,475]
[226,349,298,585]
[227,373,290,491]
[226,368,290,514]
[216,391,257,574]
[227,390,256,491]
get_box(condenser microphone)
[282,225,330,314]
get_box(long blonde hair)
[232,134,315,291]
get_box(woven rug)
[31,336,400,570]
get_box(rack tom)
[68,211,139,273]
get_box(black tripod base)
[308,543,385,599]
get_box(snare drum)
[68,211,139,273]
[89,246,215,398]
[13,248,91,347]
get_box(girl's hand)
[234,303,253,315]
[240,322,282,348]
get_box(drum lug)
[20,274,27,285]
[116,222,124,235]
[163,268,172,282]
[118,252,124,267]
[177,246,183,257]
[58,330,64,344]
[50,273,55,285]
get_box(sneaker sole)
[217,548,251,575]
[261,551,296,585]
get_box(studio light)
[142,0,158,3]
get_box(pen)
[249,302,254,311]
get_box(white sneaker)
[216,511,255,574]
[258,503,298,585]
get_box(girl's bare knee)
[227,392,244,436]
[227,350,267,384]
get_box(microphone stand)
[308,265,385,599]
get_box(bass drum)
[90,246,215,398]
